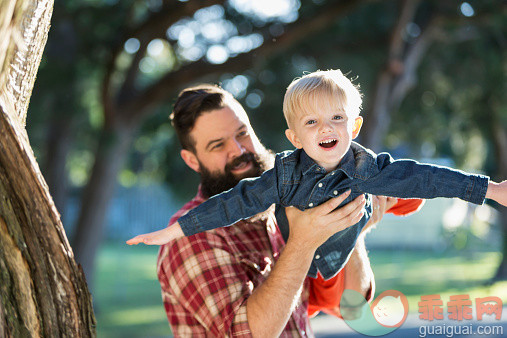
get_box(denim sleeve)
[356,152,489,205]
[178,167,281,236]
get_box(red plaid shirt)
[157,187,313,337]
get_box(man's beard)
[199,149,273,198]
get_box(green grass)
[94,244,171,337]
[369,249,507,313]
[93,243,506,337]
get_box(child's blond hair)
[283,70,363,128]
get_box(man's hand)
[247,190,365,337]
[284,190,366,252]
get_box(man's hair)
[170,84,233,152]
[283,69,363,129]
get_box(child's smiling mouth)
[319,138,337,149]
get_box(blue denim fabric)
[178,142,489,279]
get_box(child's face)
[285,105,362,172]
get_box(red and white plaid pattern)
[157,187,313,337]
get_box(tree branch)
[119,0,368,121]
[102,0,226,127]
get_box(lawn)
[93,243,506,337]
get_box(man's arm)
[246,191,366,337]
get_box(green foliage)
[27,0,505,205]
[389,14,505,176]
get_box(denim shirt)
[178,142,489,279]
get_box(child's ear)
[285,129,303,149]
[352,116,363,139]
[180,149,200,173]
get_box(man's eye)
[238,130,249,137]
[305,119,316,125]
[212,143,223,150]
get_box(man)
[157,84,417,336]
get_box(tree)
[0,0,95,335]
[66,0,367,285]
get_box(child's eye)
[305,119,316,125]
[333,115,343,120]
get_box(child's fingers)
[126,236,144,245]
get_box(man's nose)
[228,139,245,157]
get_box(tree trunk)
[361,0,422,151]
[71,124,136,287]
[0,0,95,336]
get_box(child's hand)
[126,221,185,245]
[486,180,507,207]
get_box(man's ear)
[180,149,200,173]
[285,129,303,149]
[352,116,363,139]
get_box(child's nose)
[319,122,333,133]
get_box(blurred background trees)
[25,0,505,319]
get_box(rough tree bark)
[0,0,95,336]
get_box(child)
[128,69,507,280]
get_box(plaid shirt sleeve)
[158,232,254,337]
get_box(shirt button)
[333,190,338,195]
[315,255,321,259]
[308,203,314,207]
[318,183,323,188]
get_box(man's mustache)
[225,152,256,172]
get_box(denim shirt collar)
[300,149,323,175]
[300,144,357,179]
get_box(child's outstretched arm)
[486,180,507,207]
[126,221,185,245]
